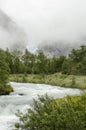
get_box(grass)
[9,73,86,89]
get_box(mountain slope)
[37,41,86,57]
[0,9,27,50]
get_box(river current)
[0,82,81,130]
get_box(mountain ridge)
[0,9,27,50]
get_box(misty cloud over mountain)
[0,0,86,54]
[0,9,27,50]
[37,41,86,57]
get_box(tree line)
[0,45,86,76]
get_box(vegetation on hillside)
[1,45,85,75]
[14,93,86,130]
[0,49,13,95]
[0,45,86,76]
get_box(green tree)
[51,56,65,73]
[22,49,35,74]
[0,49,13,95]
[62,59,71,74]
[69,45,86,75]
[34,51,48,74]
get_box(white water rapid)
[0,82,81,130]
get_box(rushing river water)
[0,82,81,130]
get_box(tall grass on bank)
[10,73,86,89]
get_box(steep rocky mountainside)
[37,41,86,57]
[0,9,27,50]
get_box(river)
[0,82,81,130]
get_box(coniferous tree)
[0,49,13,95]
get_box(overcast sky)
[0,0,86,50]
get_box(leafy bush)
[15,93,86,130]
[60,74,68,79]
[22,75,27,82]
[0,84,13,95]
[71,76,76,87]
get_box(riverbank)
[0,84,13,95]
[9,73,86,89]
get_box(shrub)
[14,93,86,130]
[22,75,27,82]
[0,84,13,95]
[71,76,76,87]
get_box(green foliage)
[0,49,13,95]
[62,59,72,75]
[15,93,86,130]
[69,45,86,75]
[0,84,13,95]
[71,76,76,87]
[0,50,9,84]
[60,74,68,79]
[35,51,48,74]
[1,45,86,81]
[22,75,27,82]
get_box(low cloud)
[0,0,86,50]
[0,9,27,50]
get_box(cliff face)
[37,41,86,57]
[37,42,71,57]
[0,9,27,50]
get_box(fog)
[0,0,86,50]
[0,9,27,50]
